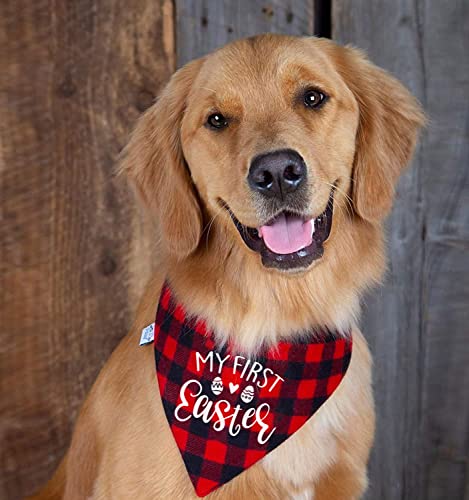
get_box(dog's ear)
[330,45,425,222]
[119,58,205,258]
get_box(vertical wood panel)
[333,4,427,499]
[333,1,469,499]
[176,0,314,66]
[0,1,172,498]
[418,1,469,498]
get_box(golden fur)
[29,35,424,499]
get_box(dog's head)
[121,35,424,276]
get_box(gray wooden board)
[334,1,469,499]
[175,0,314,66]
[418,1,469,498]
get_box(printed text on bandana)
[174,350,285,445]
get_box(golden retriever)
[30,34,424,500]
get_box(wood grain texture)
[333,1,469,499]
[0,1,173,498]
[175,0,314,66]
[418,2,469,498]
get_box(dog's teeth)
[311,218,315,237]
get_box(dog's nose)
[248,149,307,199]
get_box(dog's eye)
[207,113,228,130]
[303,89,327,109]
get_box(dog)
[30,34,424,500]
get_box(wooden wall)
[0,1,174,498]
[1,1,467,499]
[334,2,469,499]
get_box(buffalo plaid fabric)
[154,283,352,497]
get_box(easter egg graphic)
[211,376,224,396]
[240,385,255,404]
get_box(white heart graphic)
[229,382,239,394]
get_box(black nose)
[248,149,307,199]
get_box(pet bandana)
[152,283,352,497]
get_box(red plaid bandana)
[154,283,352,497]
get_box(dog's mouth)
[222,190,334,271]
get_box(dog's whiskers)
[203,205,225,251]
[316,177,355,219]
[198,86,217,94]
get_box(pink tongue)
[259,213,313,254]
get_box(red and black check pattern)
[154,283,352,497]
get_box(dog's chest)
[261,404,339,492]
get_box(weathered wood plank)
[0,1,172,498]
[176,0,314,66]
[417,1,469,498]
[333,2,427,498]
[334,1,469,499]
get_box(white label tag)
[140,322,155,345]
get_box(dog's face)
[122,35,424,275]
[181,39,357,271]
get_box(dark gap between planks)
[314,0,331,38]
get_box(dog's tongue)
[259,213,313,254]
